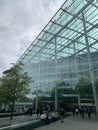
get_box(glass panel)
[17,0,98,97]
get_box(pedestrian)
[40,112,47,121]
[75,108,79,117]
[40,111,50,124]
[52,111,57,122]
[24,107,28,115]
[87,108,91,118]
[72,108,75,116]
[29,107,33,116]
[37,107,40,118]
[45,112,50,124]
[79,108,82,116]
[40,108,43,116]
[60,108,65,123]
[81,108,84,118]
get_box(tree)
[74,77,93,99]
[38,95,50,109]
[0,63,32,119]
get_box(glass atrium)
[17,0,98,112]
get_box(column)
[82,12,98,117]
[55,37,58,111]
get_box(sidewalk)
[0,114,37,128]
[33,115,98,130]
[0,113,98,129]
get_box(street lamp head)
[3,69,12,74]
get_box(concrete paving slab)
[0,114,37,128]
[33,116,98,130]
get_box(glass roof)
[17,0,98,64]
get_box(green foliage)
[74,77,93,99]
[38,95,50,106]
[50,81,66,98]
[0,64,32,105]
[50,82,66,109]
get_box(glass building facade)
[17,0,98,113]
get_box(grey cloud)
[0,0,65,76]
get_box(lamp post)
[3,69,12,74]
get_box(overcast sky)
[0,0,66,76]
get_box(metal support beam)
[73,42,81,108]
[28,0,94,61]
[82,12,98,117]
[55,37,58,111]
[85,0,98,9]
[35,53,41,112]
[61,6,98,29]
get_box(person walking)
[72,108,75,116]
[75,108,79,117]
[87,108,91,118]
[37,107,40,118]
[60,108,65,123]
[81,108,84,118]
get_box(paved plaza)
[0,114,98,130]
[34,115,98,130]
[0,114,37,128]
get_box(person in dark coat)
[72,108,75,116]
[81,108,84,118]
[37,108,40,117]
[29,107,33,116]
[60,108,65,123]
[87,108,91,118]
